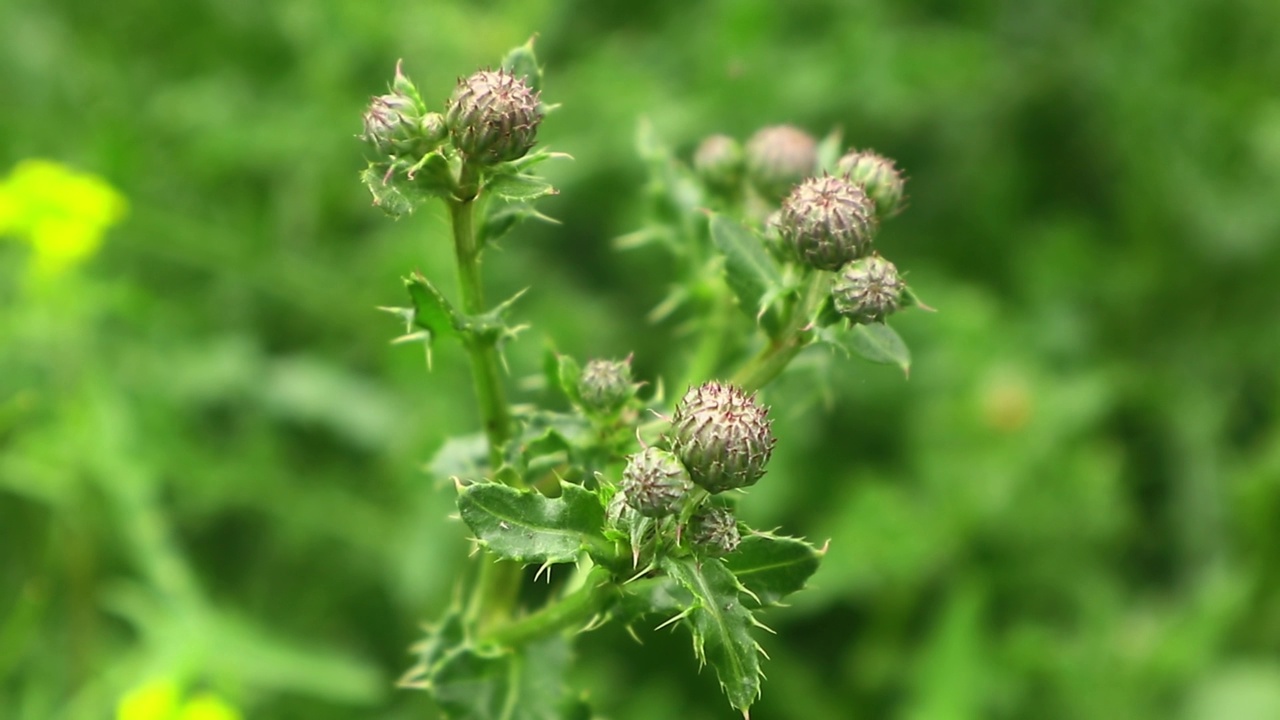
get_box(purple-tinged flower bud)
[445,69,542,164]
[420,112,448,147]
[778,175,877,271]
[744,125,817,201]
[669,382,774,493]
[621,447,692,518]
[361,93,425,156]
[693,134,744,193]
[836,149,906,219]
[579,357,634,412]
[831,254,906,324]
[688,505,741,557]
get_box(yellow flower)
[116,678,181,720]
[0,158,128,276]
[176,693,244,720]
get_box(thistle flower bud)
[445,69,542,164]
[669,382,774,493]
[836,149,906,219]
[693,134,744,193]
[361,92,426,156]
[579,357,634,412]
[778,175,877,271]
[688,505,741,556]
[745,125,817,201]
[831,254,906,324]
[621,447,692,518]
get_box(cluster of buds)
[360,63,543,171]
[615,381,774,556]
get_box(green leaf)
[405,272,462,342]
[361,164,419,218]
[661,556,765,714]
[709,214,784,324]
[479,202,560,247]
[406,612,588,720]
[428,433,489,480]
[821,322,911,377]
[554,354,583,407]
[407,151,457,197]
[458,482,605,565]
[617,576,692,622]
[849,322,911,375]
[815,127,845,174]
[501,37,543,93]
[486,173,558,203]
[723,533,825,607]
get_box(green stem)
[480,567,618,647]
[731,272,830,393]
[447,191,512,473]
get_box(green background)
[4,0,1280,718]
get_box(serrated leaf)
[617,576,693,622]
[458,482,605,565]
[361,165,419,218]
[487,173,558,203]
[709,214,784,324]
[662,556,764,714]
[405,272,462,342]
[849,322,911,376]
[723,533,824,607]
[407,151,457,197]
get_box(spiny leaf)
[723,533,825,607]
[479,203,560,247]
[501,37,543,93]
[486,173,558,203]
[661,556,765,714]
[405,272,462,342]
[815,127,844,175]
[458,482,605,565]
[709,214,784,326]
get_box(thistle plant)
[358,39,929,718]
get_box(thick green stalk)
[480,567,618,647]
[731,273,830,393]
[447,193,512,472]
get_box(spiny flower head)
[621,447,692,518]
[831,254,906,324]
[837,149,906,219]
[669,381,775,493]
[445,69,542,164]
[778,175,877,271]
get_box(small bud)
[778,175,877,271]
[688,505,741,557]
[669,381,775,493]
[836,149,906,219]
[693,134,744,193]
[744,125,817,201]
[420,112,448,147]
[361,92,426,156]
[621,447,692,518]
[831,254,906,324]
[445,69,542,164]
[579,357,634,412]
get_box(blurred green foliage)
[3,0,1280,718]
